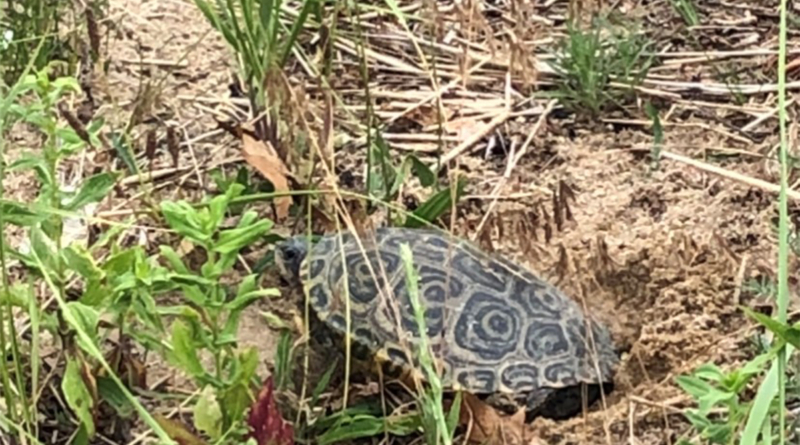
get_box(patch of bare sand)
[103,0,233,130]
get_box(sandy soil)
[486,128,782,444]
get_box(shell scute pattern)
[509,279,562,319]
[523,320,572,362]
[454,291,522,361]
[327,313,347,332]
[456,369,497,393]
[308,257,327,277]
[390,266,462,339]
[394,279,444,338]
[451,249,508,292]
[500,363,540,391]
[416,264,465,302]
[308,283,330,311]
[543,363,579,386]
[341,250,397,305]
[354,327,381,349]
[299,228,617,396]
[565,320,588,359]
[386,346,411,365]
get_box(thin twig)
[656,150,800,201]
[472,99,557,240]
[438,110,512,165]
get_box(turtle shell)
[297,227,617,396]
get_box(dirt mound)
[451,128,778,444]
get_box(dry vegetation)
[2,0,800,444]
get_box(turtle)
[273,227,618,421]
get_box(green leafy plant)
[49,184,280,443]
[4,69,109,235]
[1,65,282,444]
[155,183,280,442]
[676,358,770,444]
[0,66,173,443]
[1,67,113,441]
[367,131,465,228]
[549,14,655,116]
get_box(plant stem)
[777,0,789,440]
[0,77,20,434]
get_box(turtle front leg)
[523,382,613,422]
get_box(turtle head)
[274,236,310,284]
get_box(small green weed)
[743,277,778,302]
[0,66,173,443]
[153,184,280,442]
[314,405,422,445]
[646,102,663,172]
[676,357,771,444]
[710,63,747,105]
[549,14,655,116]
[368,131,466,228]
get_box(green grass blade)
[240,0,264,75]
[776,0,790,440]
[223,0,259,83]
[193,0,238,48]
[279,0,314,68]
[741,346,794,444]
[0,36,48,440]
[0,412,44,445]
[742,0,790,441]
[400,243,452,445]
[28,280,40,436]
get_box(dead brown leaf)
[241,132,293,220]
[407,104,453,127]
[460,393,542,445]
[154,414,207,445]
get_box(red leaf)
[247,376,294,445]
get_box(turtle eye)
[283,248,297,261]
